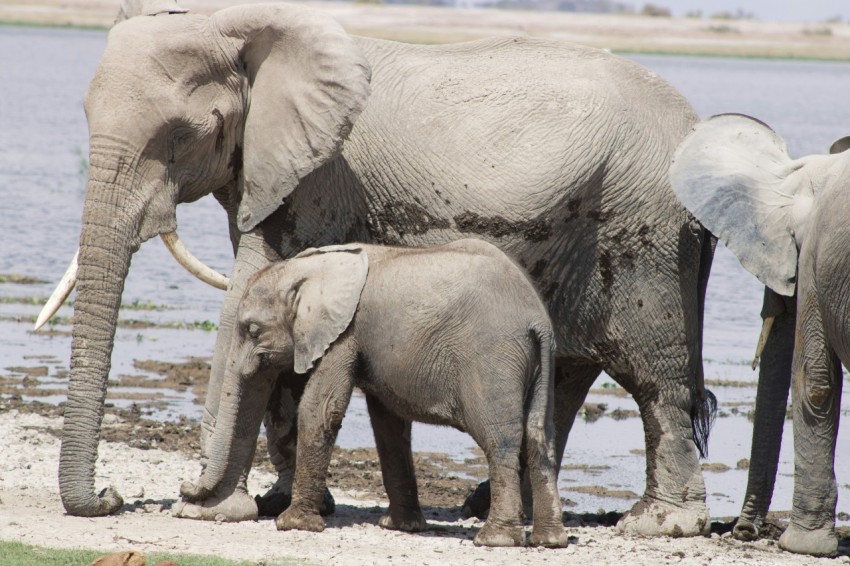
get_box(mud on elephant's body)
[51,1,714,535]
[671,113,850,557]
[183,240,570,548]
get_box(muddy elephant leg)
[467,398,525,547]
[525,360,570,548]
[615,360,710,537]
[276,347,355,532]
[461,361,600,519]
[778,291,841,557]
[365,394,426,532]
[734,289,796,541]
[251,371,336,517]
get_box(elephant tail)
[691,387,717,459]
[528,319,556,419]
[691,228,718,458]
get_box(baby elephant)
[181,239,568,548]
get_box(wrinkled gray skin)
[64,0,715,536]
[182,240,570,548]
[671,113,850,557]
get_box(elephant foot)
[378,505,426,532]
[473,521,524,547]
[172,487,258,522]
[732,516,761,541]
[255,485,335,517]
[529,525,570,548]
[461,480,490,520]
[778,523,838,557]
[616,496,709,537]
[276,505,325,532]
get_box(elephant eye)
[168,127,194,163]
[247,322,261,339]
[258,352,271,369]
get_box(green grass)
[0,540,281,566]
[0,274,47,285]
[4,314,218,331]
[0,296,47,305]
[0,296,169,311]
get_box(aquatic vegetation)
[0,274,47,284]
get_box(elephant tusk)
[751,316,776,370]
[35,250,79,331]
[160,231,229,290]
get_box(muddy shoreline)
[1,285,846,563]
[0,396,840,565]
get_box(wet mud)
[0,354,657,526]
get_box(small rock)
[102,414,121,426]
[127,488,145,499]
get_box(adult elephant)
[671,113,850,556]
[42,1,715,535]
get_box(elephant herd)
[34,0,850,558]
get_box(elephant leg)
[365,394,426,532]
[778,292,841,557]
[470,412,525,547]
[461,360,600,520]
[525,360,570,548]
[615,366,710,537]
[254,371,336,518]
[734,289,795,541]
[276,345,355,533]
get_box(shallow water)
[3,26,850,520]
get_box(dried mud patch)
[1,395,479,507]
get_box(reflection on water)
[3,26,850,519]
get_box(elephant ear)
[830,136,850,155]
[211,4,372,233]
[115,0,187,22]
[670,113,813,297]
[289,246,369,374]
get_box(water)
[2,26,850,520]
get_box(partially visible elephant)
[182,240,570,548]
[670,113,850,556]
[43,1,716,535]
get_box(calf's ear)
[288,246,369,374]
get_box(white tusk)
[160,231,229,290]
[35,250,79,331]
[751,316,776,371]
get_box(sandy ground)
[1,0,849,59]
[0,408,845,565]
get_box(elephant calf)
[181,238,568,548]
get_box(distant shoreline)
[2,0,850,61]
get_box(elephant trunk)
[59,156,145,516]
[736,289,796,537]
[187,352,273,500]
[202,231,279,452]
